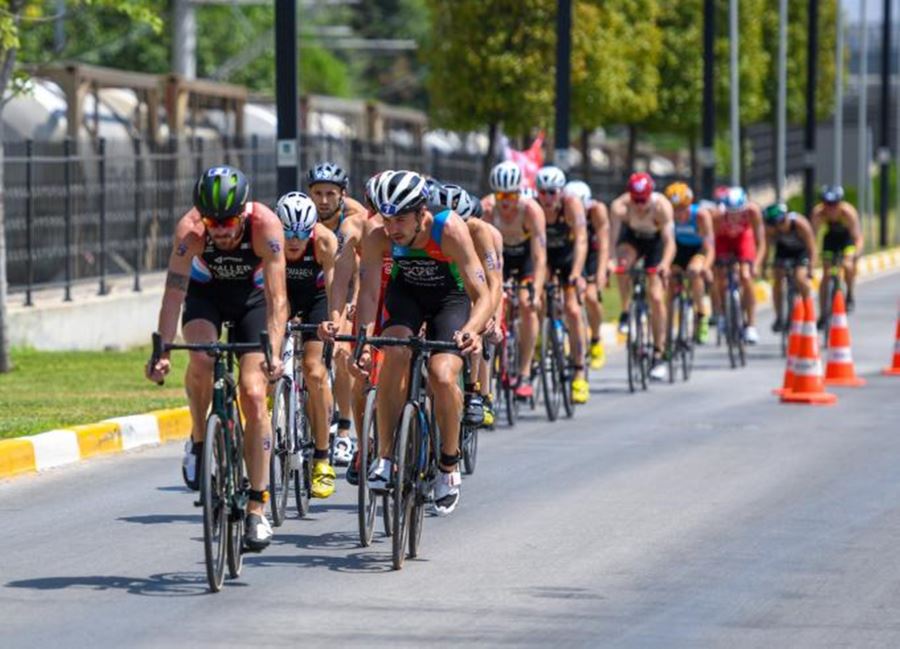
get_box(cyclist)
[275,191,340,499]
[354,170,492,516]
[535,165,590,404]
[811,185,863,320]
[145,165,287,552]
[664,182,715,343]
[763,202,816,331]
[306,162,366,466]
[610,172,675,381]
[564,179,610,370]
[431,182,504,427]
[713,186,765,345]
[481,161,547,401]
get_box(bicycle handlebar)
[149,331,272,386]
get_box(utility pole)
[554,0,572,171]
[730,0,740,186]
[834,3,845,185]
[878,0,892,247]
[858,0,870,227]
[776,0,788,200]
[701,0,716,198]
[803,0,819,215]
[173,0,197,79]
[275,0,299,195]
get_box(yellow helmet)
[665,182,694,207]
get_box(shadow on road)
[5,572,214,597]
[244,549,394,574]
[118,514,202,525]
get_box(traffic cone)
[823,289,866,387]
[781,296,837,405]
[884,303,900,376]
[772,296,804,396]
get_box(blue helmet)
[723,186,747,212]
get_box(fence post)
[195,137,204,180]
[133,137,142,292]
[251,134,259,189]
[98,138,108,296]
[63,137,73,302]
[168,136,177,236]
[24,139,34,306]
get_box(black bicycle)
[773,259,800,358]
[719,258,747,369]
[539,280,575,420]
[494,280,523,427]
[151,328,271,593]
[820,250,847,348]
[625,265,653,392]
[666,269,695,382]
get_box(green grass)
[0,346,188,439]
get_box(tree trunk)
[483,122,499,195]
[0,41,19,373]
[689,131,698,189]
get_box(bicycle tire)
[202,414,227,592]
[409,404,435,560]
[462,421,478,475]
[555,323,574,418]
[357,388,378,547]
[226,416,244,580]
[293,397,312,518]
[667,295,678,384]
[392,402,418,570]
[504,333,519,426]
[725,287,738,369]
[626,303,639,393]
[638,306,650,390]
[269,379,290,527]
[681,298,695,381]
[540,318,560,421]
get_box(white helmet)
[432,183,479,220]
[276,191,318,239]
[374,169,430,217]
[520,186,537,200]
[364,170,391,210]
[564,180,592,207]
[489,161,522,192]
[535,165,566,191]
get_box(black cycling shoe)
[617,312,629,335]
[771,318,784,333]
[346,450,360,486]
[846,294,855,313]
[463,393,485,426]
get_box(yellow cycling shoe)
[311,460,336,499]
[482,405,495,428]
[571,378,590,404]
[589,341,606,370]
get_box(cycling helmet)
[713,185,730,204]
[763,202,788,226]
[563,180,592,207]
[821,185,845,204]
[432,183,479,219]
[193,165,249,220]
[664,182,694,207]
[627,172,654,203]
[276,191,318,238]
[306,162,349,189]
[535,165,567,191]
[489,161,523,193]
[374,169,430,217]
[723,186,748,212]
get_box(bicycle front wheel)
[540,318,561,421]
[681,298,695,381]
[555,324,574,418]
[202,414,227,592]
[226,416,245,580]
[667,296,678,384]
[358,387,378,547]
[293,398,312,518]
[392,402,419,570]
[269,379,290,527]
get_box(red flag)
[504,132,545,189]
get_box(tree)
[0,0,160,373]
[423,0,556,164]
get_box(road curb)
[0,407,191,480]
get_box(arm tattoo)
[483,251,497,271]
[475,269,486,284]
[537,234,547,248]
[166,270,189,292]
[175,241,189,256]
[268,239,282,254]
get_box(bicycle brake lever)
[260,331,273,375]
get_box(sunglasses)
[283,228,310,240]
[495,192,519,201]
[201,215,241,230]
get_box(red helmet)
[628,172,654,203]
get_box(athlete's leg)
[182,319,218,444]
[374,325,413,460]
[333,320,355,439]
[772,266,786,322]
[428,353,464,469]
[740,262,756,327]
[301,340,333,456]
[238,352,272,516]
[518,285,538,378]
[563,287,586,381]
[647,272,667,352]
[616,244,637,315]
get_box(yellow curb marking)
[73,422,123,459]
[152,407,192,443]
[0,439,36,478]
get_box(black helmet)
[306,162,349,189]
[193,165,249,220]
[821,185,844,204]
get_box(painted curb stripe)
[29,430,80,471]
[73,422,123,459]
[152,408,192,443]
[0,439,37,477]
[107,414,160,451]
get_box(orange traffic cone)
[781,297,837,405]
[824,289,866,387]
[772,297,804,396]
[884,303,900,376]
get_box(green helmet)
[763,202,788,226]
[193,165,249,220]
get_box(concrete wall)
[7,272,167,351]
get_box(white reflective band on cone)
[827,346,853,363]
[793,358,823,376]
[831,313,848,328]
[799,322,817,336]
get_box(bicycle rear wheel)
[357,387,378,547]
[681,298,695,381]
[626,304,640,393]
[638,307,650,390]
[202,414,228,592]
[269,379,290,527]
[293,397,312,518]
[555,323,574,418]
[226,417,244,580]
[392,402,419,570]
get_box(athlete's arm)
[525,199,547,303]
[842,202,864,252]
[697,207,716,270]
[566,195,588,281]
[480,195,496,226]
[354,222,389,337]
[252,205,288,368]
[316,224,338,315]
[656,199,676,272]
[146,211,205,381]
[796,215,818,268]
[469,220,503,318]
[609,194,628,247]
[592,203,611,286]
[441,213,492,353]
[749,204,767,274]
[809,204,823,236]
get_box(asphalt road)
[2,273,899,648]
